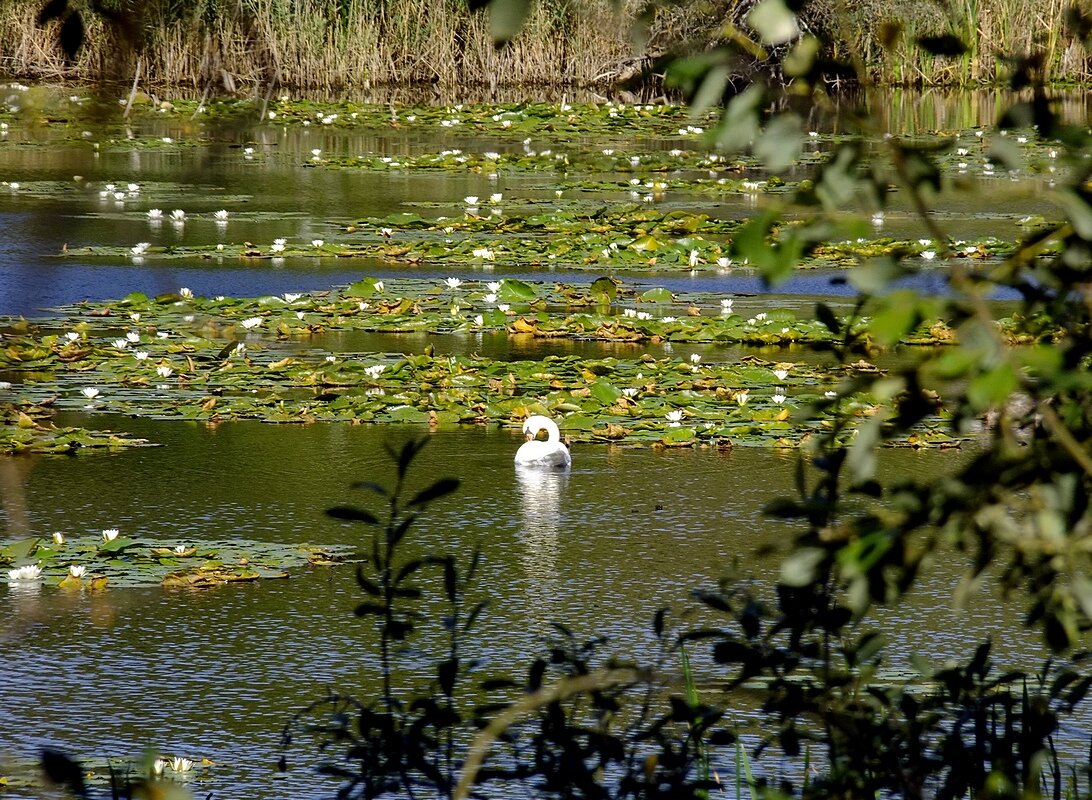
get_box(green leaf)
[1053,189,1092,239]
[0,537,40,561]
[690,64,730,119]
[747,0,800,44]
[346,278,382,298]
[498,278,537,302]
[783,35,820,77]
[640,287,674,303]
[869,292,920,346]
[589,380,621,405]
[408,478,460,507]
[967,364,1018,411]
[589,276,617,302]
[780,547,826,587]
[754,113,803,172]
[98,537,136,553]
[715,85,764,152]
[848,257,906,294]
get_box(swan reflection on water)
[514,465,569,635]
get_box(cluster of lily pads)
[57,199,1024,271]
[1,529,356,589]
[0,277,971,452]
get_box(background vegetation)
[3,0,1092,92]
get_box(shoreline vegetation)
[1,0,1090,94]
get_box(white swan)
[514,415,571,468]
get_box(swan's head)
[523,414,561,442]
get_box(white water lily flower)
[53,532,65,545]
[244,146,255,155]
[325,355,337,363]
[270,242,285,253]
[666,410,683,425]
[311,239,324,247]
[296,311,305,320]
[173,545,187,555]
[126,330,140,343]
[636,312,653,321]
[473,314,484,326]
[444,277,463,289]
[153,758,168,776]
[772,392,787,405]
[156,365,173,378]
[284,292,301,303]
[483,293,497,304]
[379,227,393,238]
[487,281,502,292]
[623,308,637,318]
[214,209,229,220]
[690,354,701,363]
[688,249,700,267]
[773,368,789,380]
[824,390,839,399]
[69,565,87,578]
[179,287,193,299]
[921,250,936,260]
[112,338,129,349]
[472,247,495,260]
[170,209,185,221]
[755,312,768,321]
[156,332,169,339]
[717,257,733,268]
[102,528,119,541]
[134,351,149,360]
[65,331,80,343]
[497,304,510,312]
[464,195,479,206]
[622,387,639,398]
[81,387,100,399]
[130,242,150,256]
[311,148,322,158]
[0,381,10,390]
[8,564,42,582]
[490,193,503,204]
[363,365,385,378]
[736,391,750,406]
[241,317,262,329]
[374,281,384,292]
[170,758,194,773]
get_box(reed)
[0,0,632,91]
[0,0,1088,91]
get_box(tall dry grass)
[0,0,634,91]
[0,0,1088,92]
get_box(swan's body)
[514,415,571,468]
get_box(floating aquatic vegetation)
[0,532,358,589]
[0,278,964,449]
[1,400,156,454]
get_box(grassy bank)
[0,0,1089,93]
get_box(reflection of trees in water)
[0,456,33,538]
[513,466,568,637]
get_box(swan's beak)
[525,433,534,442]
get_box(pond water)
[0,86,1079,797]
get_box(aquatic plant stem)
[452,667,649,800]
